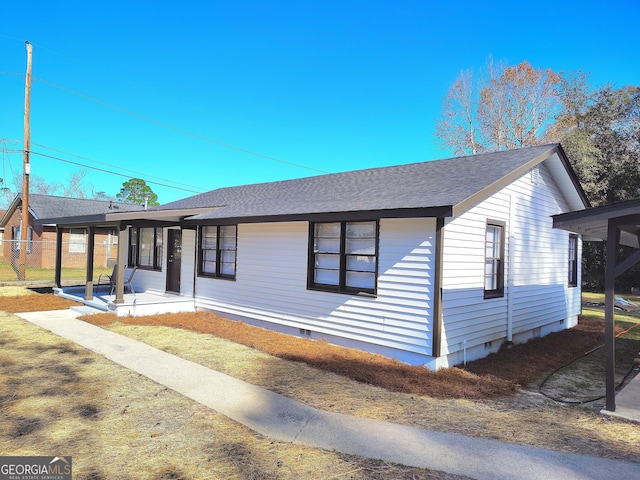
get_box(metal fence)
[0,239,116,286]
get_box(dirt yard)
[1,288,639,479]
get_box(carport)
[553,198,640,412]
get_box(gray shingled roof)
[158,144,572,221]
[28,194,144,219]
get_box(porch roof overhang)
[552,199,640,247]
[553,198,640,414]
[35,207,216,228]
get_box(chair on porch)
[95,264,116,293]
[110,266,138,296]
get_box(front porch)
[55,285,196,317]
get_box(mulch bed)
[2,291,612,400]
[0,294,80,313]
[84,310,518,399]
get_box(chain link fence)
[0,238,116,286]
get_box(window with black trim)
[309,220,378,295]
[484,221,505,298]
[568,234,578,287]
[199,225,237,279]
[128,227,163,270]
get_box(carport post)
[604,220,619,411]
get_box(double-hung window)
[568,234,578,287]
[128,227,163,270]
[199,225,237,279]
[309,220,378,295]
[484,221,505,299]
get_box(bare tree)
[13,172,61,196]
[436,60,565,154]
[62,170,90,198]
[10,169,93,198]
[434,69,483,156]
[544,70,592,143]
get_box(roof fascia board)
[553,144,591,209]
[0,194,22,226]
[34,213,110,227]
[610,213,640,227]
[453,145,590,218]
[452,146,558,217]
[183,206,454,226]
[105,207,215,222]
[33,207,214,227]
[122,219,182,228]
[553,200,640,228]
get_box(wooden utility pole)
[19,41,32,281]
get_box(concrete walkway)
[16,309,640,480]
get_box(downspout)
[507,194,516,344]
[431,217,445,359]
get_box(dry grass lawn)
[1,288,639,478]
[0,313,458,480]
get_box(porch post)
[84,227,96,300]
[114,225,127,304]
[54,227,63,288]
[604,220,619,411]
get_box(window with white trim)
[309,220,378,295]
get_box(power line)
[30,142,207,191]
[33,76,330,174]
[14,149,205,194]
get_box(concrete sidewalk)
[16,309,640,480]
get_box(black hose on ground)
[537,344,639,404]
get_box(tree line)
[0,174,159,209]
[435,60,640,291]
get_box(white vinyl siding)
[180,229,196,297]
[439,163,581,363]
[195,219,436,361]
[127,158,582,367]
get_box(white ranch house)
[46,144,589,368]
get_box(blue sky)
[1,0,638,204]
